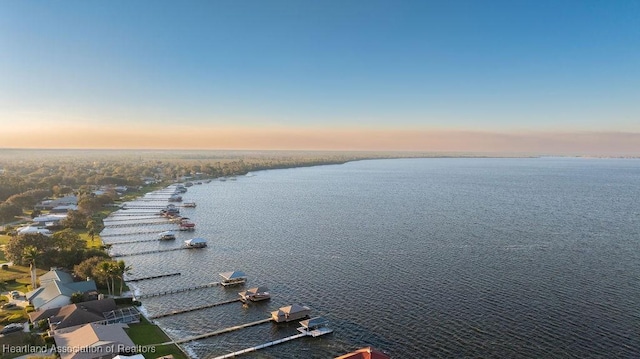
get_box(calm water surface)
[102,158,640,358]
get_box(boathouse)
[219,271,247,286]
[239,286,270,302]
[271,304,311,323]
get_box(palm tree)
[115,260,132,296]
[23,246,40,290]
[98,261,114,296]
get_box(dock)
[171,318,273,344]
[149,298,241,319]
[211,333,307,359]
[100,231,176,240]
[108,238,165,245]
[103,221,171,228]
[111,246,194,258]
[126,272,181,282]
[136,282,220,298]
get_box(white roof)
[18,226,53,236]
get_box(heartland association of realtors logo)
[2,344,156,355]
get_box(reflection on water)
[103,158,640,358]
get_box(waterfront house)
[334,347,391,359]
[219,271,247,286]
[271,304,311,323]
[238,286,270,302]
[53,323,136,359]
[29,299,117,331]
[27,269,98,310]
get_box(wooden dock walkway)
[211,333,307,359]
[112,246,191,258]
[101,229,170,238]
[103,221,171,228]
[103,216,160,223]
[126,272,181,282]
[171,318,273,345]
[149,298,241,319]
[136,282,220,298]
[108,212,162,217]
[108,238,163,245]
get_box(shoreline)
[101,185,193,359]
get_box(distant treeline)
[0,150,439,222]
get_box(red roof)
[334,347,391,359]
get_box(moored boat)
[184,238,207,248]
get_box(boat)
[179,219,196,231]
[158,231,176,240]
[239,286,271,302]
[168,195,183,202]
[184,238,207,248]
[183,202,196,208]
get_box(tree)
[98,261,115,296]
[70,292,84,304]
[0,202,22,223]
[74,256,108,283]
[86,220,97,243]
[61,210,88,229]
[23,245,40,290]
[5,233,53,266]
[52,228,85,250]
[114,260,132,296]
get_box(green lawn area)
[126,317,188,359]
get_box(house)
[26,269,98,310]
[35,196,78,210]
[32,214,67,227]
[50,205,78,214]
[270,304,311,323]
[53,323,137,359]
[334,347,391,359]
[29,299,117,331]
[17,226,53,236]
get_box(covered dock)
[271,304,311,323]
[219,271,247,286]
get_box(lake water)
[102,158,640,358]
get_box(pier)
[103,221,171,228]
[111,246,193,258]
[101,229,172,238]
[171,318,273,344]
[149,298,241,319]
[211,333,307,359]
[126,272,181,282]
[108,238,165,245]
[136,282,220,298]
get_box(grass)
[125,317,188,359]
[0,331,51,359]
[0,265,45,286]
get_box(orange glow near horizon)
[2,124,639,155]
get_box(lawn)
[125,317,188,359]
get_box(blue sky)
[1,0,639,152]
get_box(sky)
[1,0,639,154]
